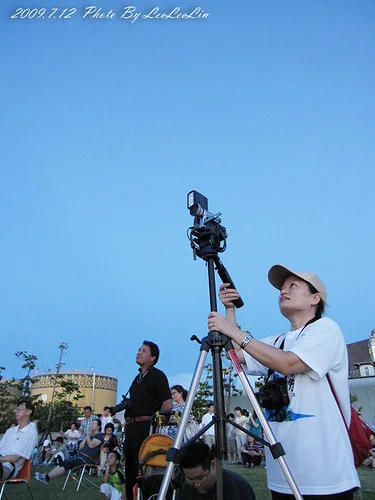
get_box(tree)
[54,377,84,403]
[222,360,243,414]
[192,356,243,421]
[0,366,14,433]
[0,352,41,433]
[15,351,38,397]
[192,363,213,421]
[36,400,81,432]
[350,393,362,413]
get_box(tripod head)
[187,190,244,309]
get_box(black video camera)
[255,377,290,422]
[110,395,132,416]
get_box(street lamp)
[368,329,375,365]
[91,366,96,411]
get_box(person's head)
[14,399,34,424]
[242,408,249,417]
[102,443,112,454]
[369,434,375,446]
[208,403,214,414]
[228,413,234,420]
[171,385,188,404]
[104,422,114,435]
[83,406,93,419]
[136,341,160,368]
[71,422,77,430]
[103,406,111,416]
[43,439,51,448]
[234,406,242,415]
[55,436,64,446]
[106,450,121,468]
[179,441,216,495]
[90,418,101,433]
[268,265,326,321]
[247,435,255,444]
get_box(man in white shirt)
[0,399,38,479]
[101,406,113,430]
[201,403,215,449]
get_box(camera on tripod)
[110,395,132,416]
[255,377,290,422]
[187,190,227,258]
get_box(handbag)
[327,375,371,467]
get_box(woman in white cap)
[208,265,360,500]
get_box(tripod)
[157,192,303,500]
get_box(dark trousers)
[125,421,150,499]
[241,452,262,466]
[271,489,354,500]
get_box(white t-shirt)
[243,317,360,495]
[0,422,38,477]
[201,412,215,436]
[64,428,80,445]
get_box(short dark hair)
[179,441,213,470]
[228,413,234,419]
[103,406,111,411]
[234,406,242,413]
[83,406,92,412]
[143,340,160,364]
[108,450,121,462]
[16,399,35,419]
[55,436,64,444]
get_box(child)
[98,443,112,476]
[100,450,126,500]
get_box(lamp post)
[368,329,375,365]
[91,366,96,411]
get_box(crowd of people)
[2,264,375,500]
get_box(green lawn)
[3,465,374,499]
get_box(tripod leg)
[158,348,209,500]
[228,348,303,500]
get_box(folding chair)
[0,459,34,499]
[62,463,100,492]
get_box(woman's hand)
[208,311,239,339]
[219,283,241,309]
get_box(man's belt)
[125,416,153,424]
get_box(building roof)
[347,339,371,378]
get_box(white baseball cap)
[268,264,327,305]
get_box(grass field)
[2,464,374,499]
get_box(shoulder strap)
[326,374,349,432]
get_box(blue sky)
[1,0,374,403]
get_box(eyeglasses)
[184,467,211,486]
[14,407,27,413]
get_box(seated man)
[45,436,69,466]
[241,435,263,468]
[35,418,104,485]
[178,441,256,499]
[0,399,38,479]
